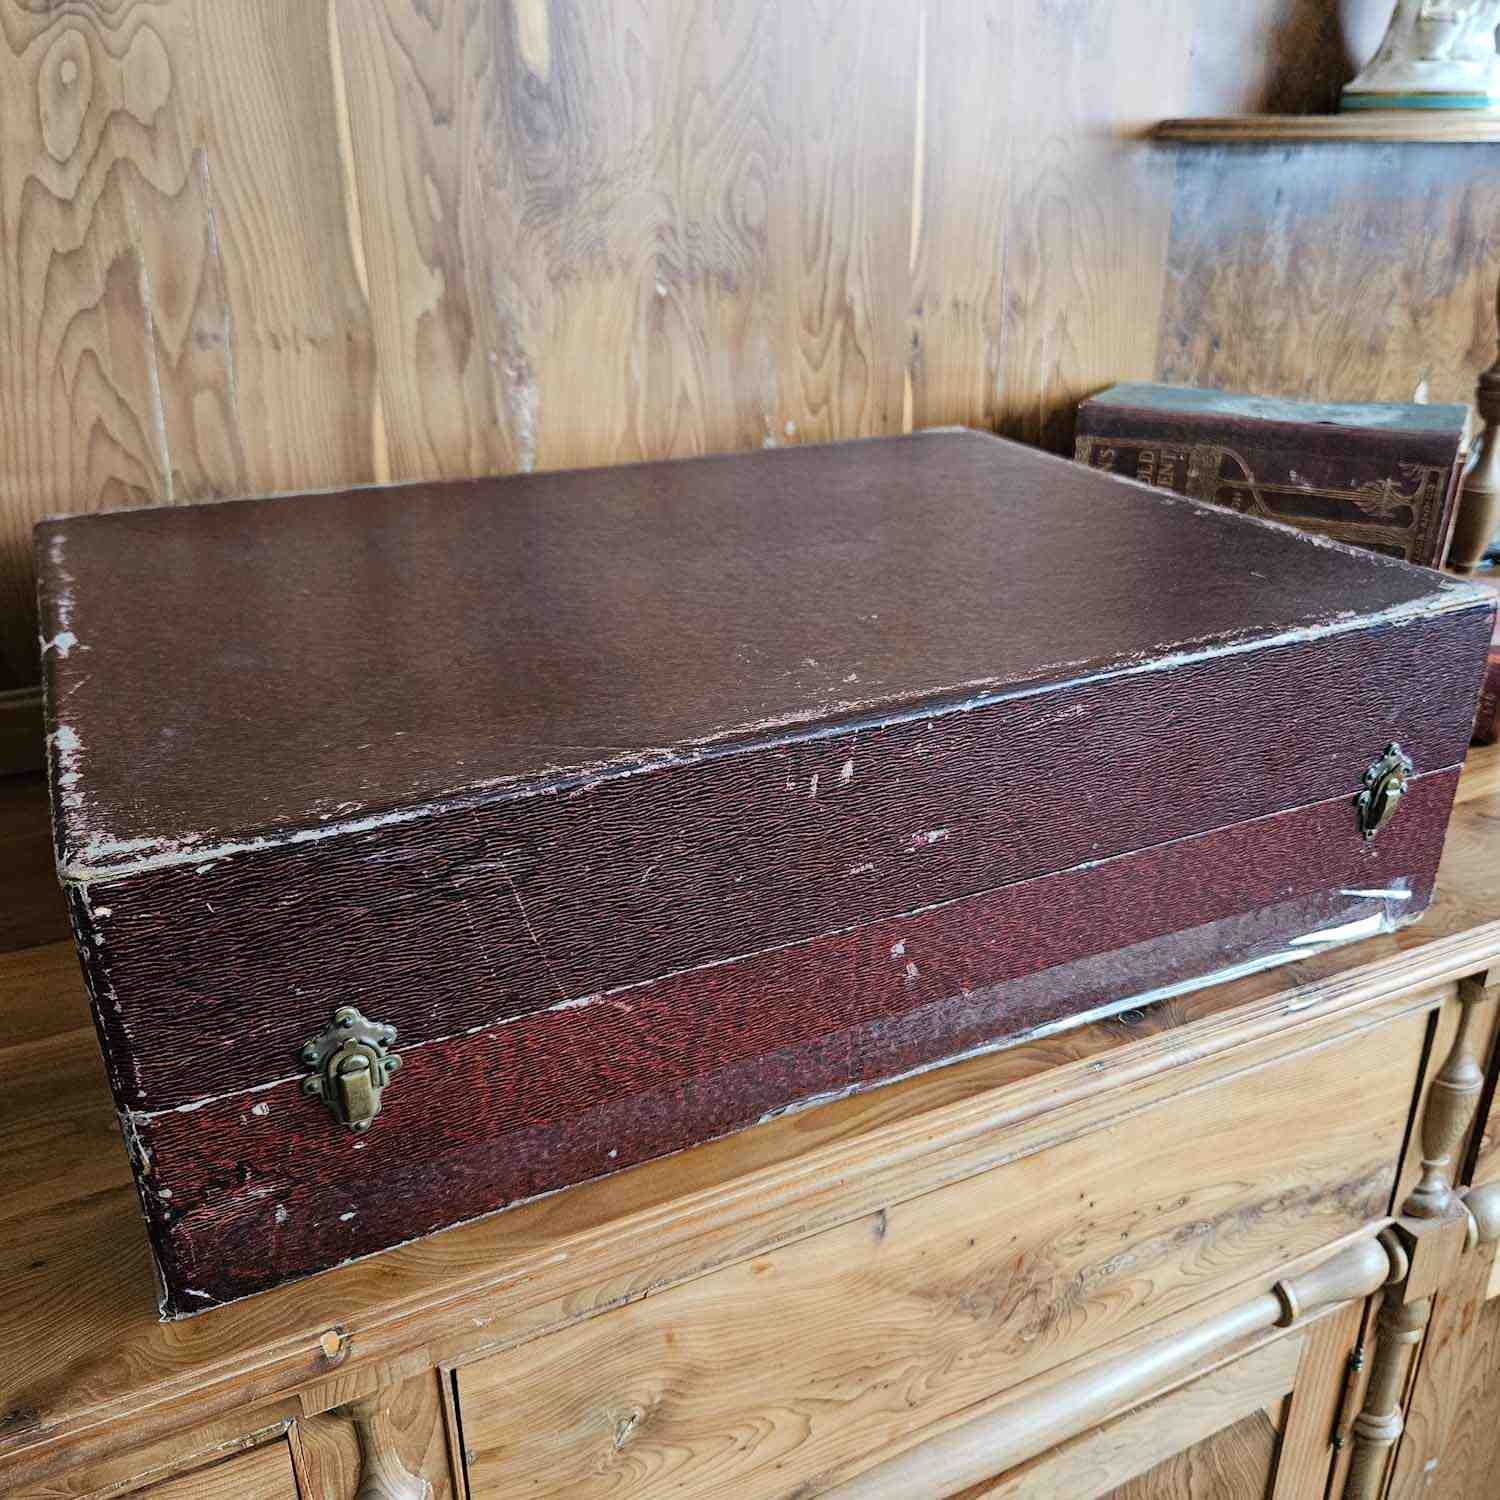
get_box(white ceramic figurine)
[1342,0,1500,110]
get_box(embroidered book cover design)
[1074,384,1469,567]
[1075,436,1452,559]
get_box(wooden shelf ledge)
[1155,113,1500,144]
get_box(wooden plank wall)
[0,0,1496,690]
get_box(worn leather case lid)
[34,428,1498,1316]
[33,427,1490,876]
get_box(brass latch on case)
[1356,742,1413,842]
[299,1006,401,1132]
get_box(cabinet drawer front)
[133,1441,298,1500]
[456,1006,1431,1499]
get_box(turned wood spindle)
[1341,1291,1430,1500]
[1406,978,1488,1220]
[1450,272,1500,573]
[1340,981,1497,1497]
[347,1389,431,1500]
[1466,1178,1500,1249]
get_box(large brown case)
[36,429,1495,1316]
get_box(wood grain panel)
[135,1440,298,1500]
[455,1010,1426,1500]
[1159,143,1500,412]
[1424,1293,1500,1500]
[953,1335,1301,1500]
[992,0,1196,452]
[645,1,782,457]
[1097,1407,1281,1500]
[0,1,175,684]
[766,0,915,446]
[325,0,522,485]
[901,0,1010,436]
[114,2,246,510]
[462,0,791,471]
[1268,1297,1366,1500]
[333,0,786,474]
[190,0,378,498]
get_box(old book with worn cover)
[1075,382,1468,566]
[37,430,1496,1316]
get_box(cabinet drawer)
[455,1002,1432,1499]
[132,1441,298,1499]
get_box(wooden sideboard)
[5,749,1500,1500]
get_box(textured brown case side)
[69,604,1496,1114]
[132,768,1461,1315]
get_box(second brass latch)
[1356,743,1413,843]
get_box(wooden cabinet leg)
[346,1389,432,1500]
[1340,1289,1428,1500]
[1340,979,1497,1499]
[1407,978,1489,1222]
[1382,1182,1500,1499]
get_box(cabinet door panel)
[1422,1294,1500,1500]
[953,1334,1300,1500]
[455,1007,1429,1499]
[1098,1408,1280,1500]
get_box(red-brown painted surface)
[34,430,1483,860]
[35,431,1496,1314]
[73,607,1492,1114]
[137,770,1457,1313]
